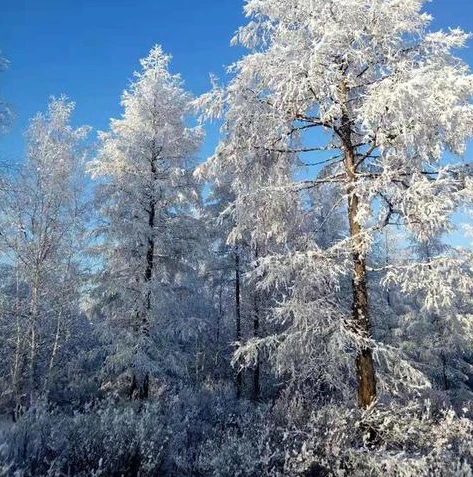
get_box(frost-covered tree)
[89,46,206,399]
[200,0,473,408]
[4,5,473,477]
[0,96,90,409]
[380,235,473,403]
[196,115,305,398]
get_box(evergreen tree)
[89,46,205,398]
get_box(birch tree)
[0,96,90,408]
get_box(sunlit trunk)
[339,81,376,409]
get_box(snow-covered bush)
[2,388,473,477]
[0,385,254,477]
[273,397,473,477]
[0,400,169,476]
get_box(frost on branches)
[0,96,91,409]
[89,46,206,398]
[199,0,473,408]
[3,1,473,476]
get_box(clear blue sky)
[0,0,247,163]
[1,0,473,164]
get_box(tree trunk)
[12,257,26,420]
[144,213,155,321]
[28,271,40,405]
[12,303,24,408]
[252,249,260,402]
[128,373,149,400]
[144,152,157,320]
[47,259,73,390]
[339,81,376,409]
[440,352,449,390]
[252,292,260,402]
[384,230,392,308]
[215,277,223,368]
[130,155,158,401]
[47,310,62,382]
[235,249,243,398]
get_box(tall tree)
[0,96,90,408]
[89,46,204,399]
[201,0,473,408]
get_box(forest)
[1,0,473,475]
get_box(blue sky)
[1,0,473,164]
[0,0,246,163]
[2,0,472,247]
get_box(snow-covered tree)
[89,46,206,399]
[0,96,90,409]
[200,0,473,408]
[196,106,306,397]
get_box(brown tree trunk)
[339,81,376,409]
[348,196,376,409]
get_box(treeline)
[2,0,473,476]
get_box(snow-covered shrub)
[0,400,170,477]
[0,384,254,477]
[2,388,473,477]
[196,405,284,477]
[278,398,473,477]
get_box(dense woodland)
[2,0,473,475]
